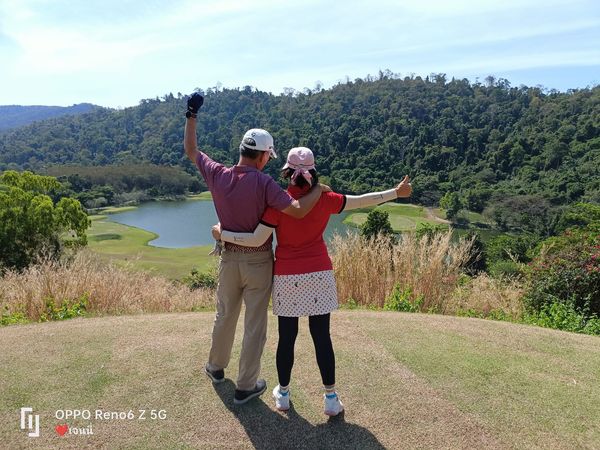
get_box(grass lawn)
[87,217,214,280]
[344,203,446,232]
[456,210,489,224]
[345,204,509,243]
[1,311,598,449]
[97,205,139,214]
[187,192,213,200]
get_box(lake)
[106,199,352,248]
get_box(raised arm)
[183,93,204,163]
[214,223,274,248]
[184,117,200,163]
[343,175,412,211]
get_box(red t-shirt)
[261,185,346,275]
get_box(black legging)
[276,313,335,387]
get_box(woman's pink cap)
[281,147,315,171]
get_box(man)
[183,93,326,405]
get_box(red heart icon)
[55,424,68,436]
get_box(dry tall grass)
[0,251,214,322]
[447,274,524,319]
[1,233,525,323]
[332,231,473,311]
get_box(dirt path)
[424,207,451,224]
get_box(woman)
[213,147,412,415]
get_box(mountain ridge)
[0,103,102,131]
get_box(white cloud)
[0,0,598,106]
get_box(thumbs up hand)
[395,175,412,198]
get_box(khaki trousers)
[207,250,273,391]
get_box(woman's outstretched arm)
[343,175,412,211]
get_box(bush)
[40,294,88,322]
[486,233,539,265]
[0,307,28,326]
[455,308,515,322]
[463,231,487,275]
[523,226,600,315]
[182,267,218,290]
[384,284,423,312]
[523,298,600,335]
[488,260,524,279]
[415,223,447,240]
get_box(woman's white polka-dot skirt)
[272,270,338,317]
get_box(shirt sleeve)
[195,151,224,188]
[265,177,294,211]
[322,192,347,214]
[261,206,280,228]
[343,189,397,211]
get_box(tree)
[556,202,600,233]
[463,187,491,213]
[0,171,89,271]
[360,209,394,240]
[483,195,560,237]
[440,191,462,219]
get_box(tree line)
[0,73,598,217]
[43,164,204,208]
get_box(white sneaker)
[273,385,290,411]
[324,392,344,416]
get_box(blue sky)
[0,0,598,108]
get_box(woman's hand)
[211,223,222,241]
[395,175,412,198]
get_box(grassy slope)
[87,217,214,280]
[344,203,447,231]
[1,312,598,449]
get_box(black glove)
[186,93,204,118]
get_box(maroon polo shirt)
[195,152,293,234]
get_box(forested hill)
[0,75,598,207]
[0,103,100,131]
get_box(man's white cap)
[240,129,277,159]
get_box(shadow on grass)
[214,380,385,450]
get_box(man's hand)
[319,183,332,193]
[211,223,222,241]
[395,175,412,198]
[187,93,204,116]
